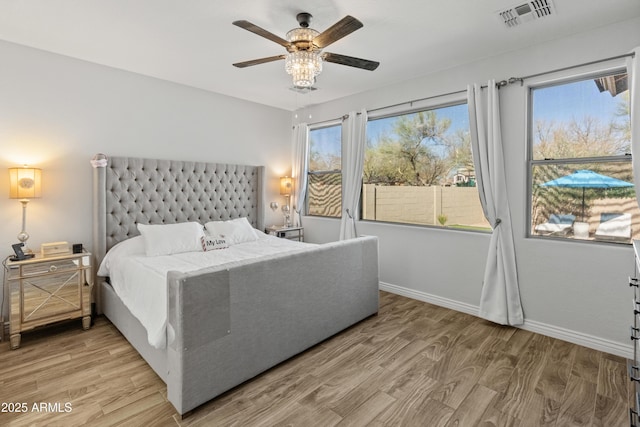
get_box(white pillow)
[137,222,205,256]
[97,236,145,276]
[204,217,259,245]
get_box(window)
[307,124,342,217]
[363,102,489,230]
[529,70,636,243]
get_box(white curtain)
[339,109,368,240]
[467,81,524,325]
[291,123,309,227]
[628,48,640,203]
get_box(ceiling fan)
[232,12,379,88]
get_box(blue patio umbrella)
[540,169,634,221]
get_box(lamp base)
[17,232,32,253]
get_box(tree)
[364,110,467,186]
[612,92,631,149]
[309,135,341,171]
[395,111,451,185]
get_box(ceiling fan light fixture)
[286,27,319,44]
[285,51,322,87]
[233,13,378,87]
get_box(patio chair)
[594,212,631,241]
[534,213,576,236]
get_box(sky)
[309,72,629,159]
[367,103,469,149]
[309,103,470,161]
[532,75,627,125]
[309,124,341,158]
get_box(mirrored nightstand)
[266,226,304,242]
[5,251,93,349]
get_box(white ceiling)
[1,0,639,111]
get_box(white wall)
[299,16,640,357]
[0,40,292,316]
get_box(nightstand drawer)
[9,258,81,279]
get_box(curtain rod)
[300,51,635,128]
[302,88,468,127]
[503,51,635,86]
[364,88,468,115]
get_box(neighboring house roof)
[594,73,628,96]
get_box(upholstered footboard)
[165,236,379,415]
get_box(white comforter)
[98,234,315,349]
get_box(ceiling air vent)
[498,0,555,28]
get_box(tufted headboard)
[92,155,265,268]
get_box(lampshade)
[9,167,42,199]
[280,176,292,196]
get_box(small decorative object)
[280,176,293,227]
[41,241,71,257]
[270,201,279,211]
[90,153,108,168]
[282,204,292,228]
[9,166,42,251]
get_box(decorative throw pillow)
[204,217,259,245]
[201,235,230,251]
[137,222,205,256]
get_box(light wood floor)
[0,292,631,427]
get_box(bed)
[91,155,379,415]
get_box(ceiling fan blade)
[322,52,379,71]
[233,20,291,48]
[313,16,363,49]
[233,55,286,68]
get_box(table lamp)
[9,166,42,249]
[280,176,292,227]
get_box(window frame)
[306,120,343,219]
[525,63,632,244]
[361,93,488,232]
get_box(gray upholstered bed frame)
[91,155,379,415]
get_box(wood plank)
[516,390,561,427]
[571,346,602,383]
[444,384,497,426]
[478,350,518,394]
[376,394,453,427]
[555,375,597,426]
[597,357,627,402]
[377,378,440,425]
[335,390,395,427]
[534,360,571,402]
[593,393,629,427]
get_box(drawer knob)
[49,265,57,272]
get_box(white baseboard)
[379,281,633,359]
